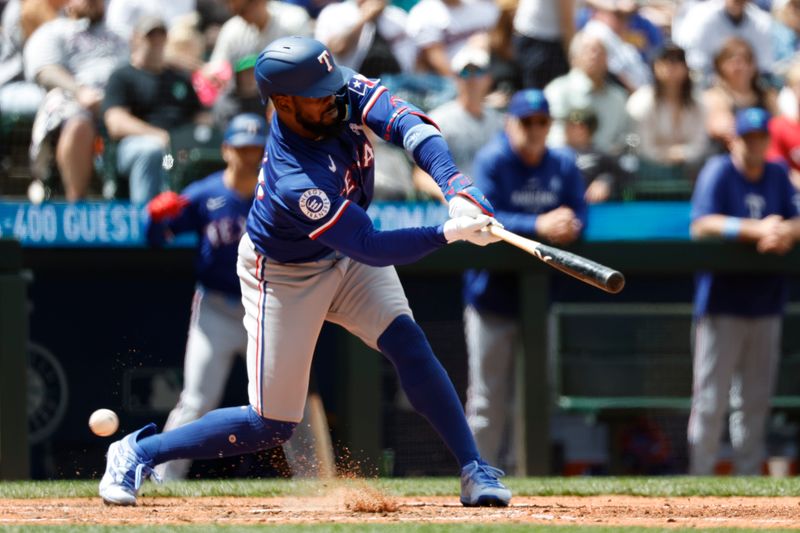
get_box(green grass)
[2,476,800,499]
[2,478,799,532]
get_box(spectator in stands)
[212,54,264,131]
[406,0,498,76]
[413,44,504,199]
[544,32,630,154]
[577,0,665,63]
[163,12,207,75]
[314,0,415,77]
[626,42,708,182]
[24,0,128,201]
[511,0,574,89]
[0,0,56,117]
[563,107,629,203]
[636,1,675,40]
[463,89,586,471]
[688,106,800,475]
[282,0,337,19]
[487,0,520,99]
[103,16,204,203]
[18,0,65,38]
[673,0,774,84]
[768,61,800,189]
[208,0,311,68]
[105,0,196,41]
[194,0,232,56]
[703,37,778,153]
[580,0,652,92]
[772,0,800,76]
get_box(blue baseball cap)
[508,89,550,119]
[735,107,770,137]
[224,113,269,147]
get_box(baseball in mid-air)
[89,408,119,437]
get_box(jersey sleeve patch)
[298,188,332,220]
[348,74,378,96]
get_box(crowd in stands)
[3,0,800,204]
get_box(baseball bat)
[306,392,336,479]
[488,225,625,294]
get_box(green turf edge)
[2,477,800,499]
[0,526,798,533]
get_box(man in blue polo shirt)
[688,107,800,475]
[463,89,587,470]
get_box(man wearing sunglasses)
[463,88,587,471]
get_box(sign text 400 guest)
[0,203,147,246]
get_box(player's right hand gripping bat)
[487,225,625,294]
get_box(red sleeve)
[767,118,788,164]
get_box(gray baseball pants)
[463,305,519,469]
[688,314,782,475]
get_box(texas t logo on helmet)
[317,50,334,72]
[254,36,355,101]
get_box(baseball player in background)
[688,107,800,475]
[100,36,512,507]
[463,89,587,471]
[144,113,330,481]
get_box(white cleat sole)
[99,484,137,506]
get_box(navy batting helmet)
[255,36,354,100]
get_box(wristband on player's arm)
[722,216,742,240]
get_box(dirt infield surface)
[1,494,800,529]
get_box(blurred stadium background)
[3,0,800,483]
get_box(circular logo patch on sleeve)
[299,189,331,220]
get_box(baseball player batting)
[143,113,330,481]
[100,36,511,507]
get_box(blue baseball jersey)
[464,133,588,315]
[146,172,251,296]
[691,154,800,317]
[246,74,448,264]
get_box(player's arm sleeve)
[315,202,447,267]
[355,79,463,193]
[690,160,725,222]
[275,176,446,266]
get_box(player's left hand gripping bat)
[487,225,625,294]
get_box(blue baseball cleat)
[99,423,160,506]
[460,460,512,507]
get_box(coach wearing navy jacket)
[463,89,587,470]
